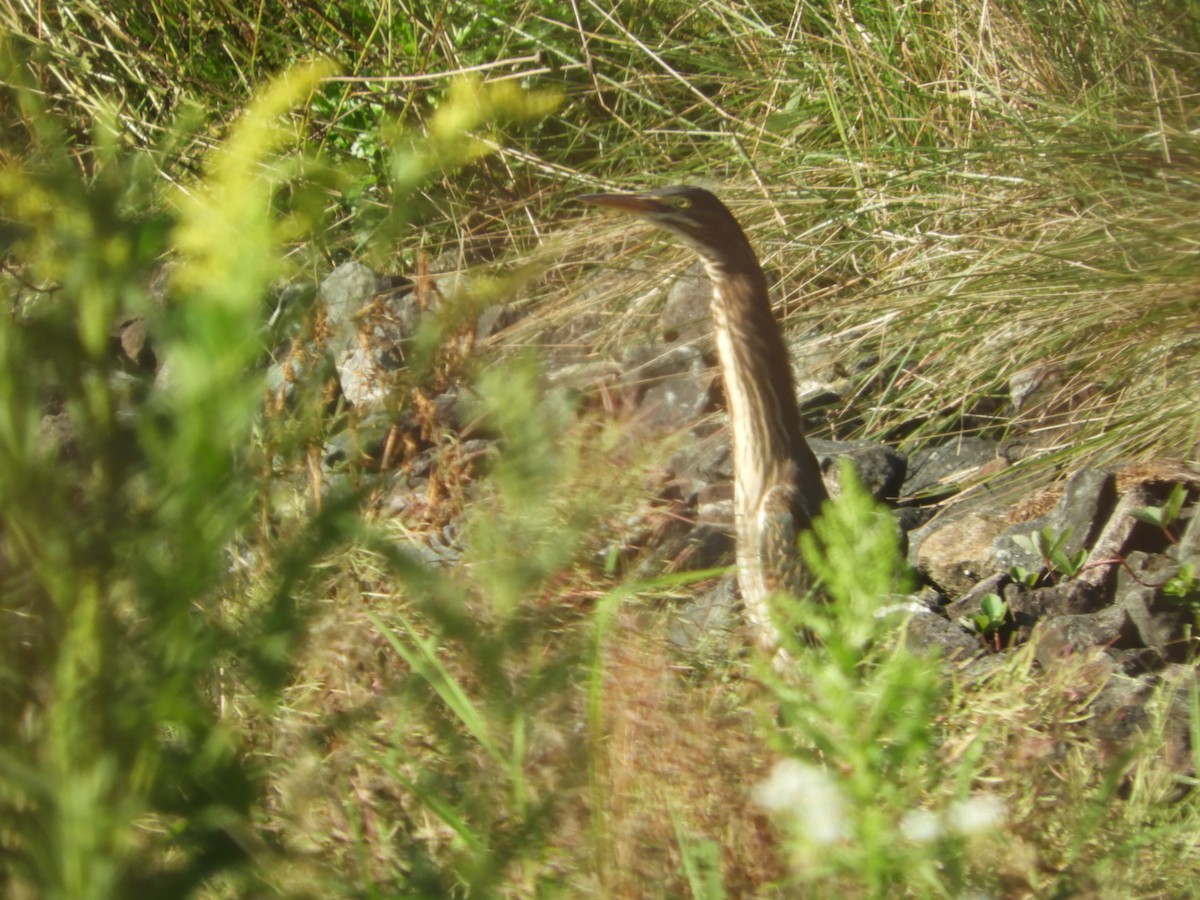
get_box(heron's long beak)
[577,192,665,216]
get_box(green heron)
[580,186,828,656]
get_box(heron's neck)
[703,254,806,506]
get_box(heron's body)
[580,186,827,654]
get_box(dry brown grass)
[590,611,782,897]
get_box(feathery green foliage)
[768,463,956,894]
[0,46,565,897]
[0,60,337,899]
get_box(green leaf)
[1129,507,1166,527]
[980,592,1007,623]
[1008,565,1039,588]
[1011,533,1038,554]
[1163,484,1188,527]
[1049,547,1088,578]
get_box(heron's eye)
[674,196,692,210]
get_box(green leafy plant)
[1013,526,1089,581]
[1164,563,1200,609]
[1008,564,1042,589]
[1131,483,1190,545]
[965,592,1010,650]
[0,54,562,898]
[762,462,992,895]
[672,807,725,900]
[0,60,342,900]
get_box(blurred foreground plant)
[348,355,635,895]
[0,48,560,897]
[0,57,346,900]
[762,463,996,895]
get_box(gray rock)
[266,343,339,410]
[474,304,515,342]
[628,517,735,586]
[1086,672,1157,756]
[811,438,906,501]
[903,436,1001,500]
[336,345,387,409]
[945,572,1012,625]
[659,265,712,346]
[320,261,379,345]
[1008,364,1054,411]
[38,411,75,460]
[152,354,175,393]
[319,263,435,410]
[1077,484,1161,591]
[320,262,390,408]
[114,318,155,370]
[899,605,982,661]
[911,509,1009,597]
[992,468,1116,576]
[669,576,739,655]
[621,343,713,431]
[544,359,622,398]
[669,425,903,507]
[668,429,734,487]
[894,505,937,539]
[543,307,610,365]
[428,267,470,302]
[1009,578,1103,622]
[1034,609,1128,668]
[1007,363,1100,450]
[1112,551,1191,660]
[323,418,385,469]
[789,339,846,410]
[1169,488,1200,564]
[955,652,1013,682]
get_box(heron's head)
[578,186,749,262]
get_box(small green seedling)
[965,592,1009,650]
[1007,564,1041,589]
[1164,562,1200,610]
[1130,483,1189,545]
[1050,546,1089,579]
[1012,526,1089,580]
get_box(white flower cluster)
[753,758,1006,845]
[752,759,848,845]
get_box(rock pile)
[73,257,1200,761]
